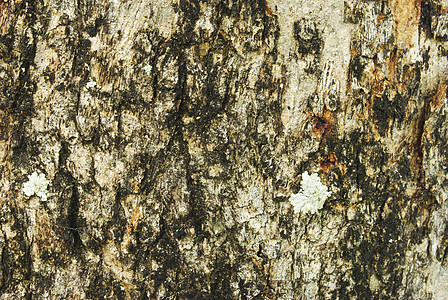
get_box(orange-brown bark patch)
[389,0,421,48]
[0,2,13,36]
[320,153,337,173]
[266,3,274,17]
[312,110,333,136]
[430,83,447,113]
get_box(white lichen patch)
[22,171,50,201]
[142,64,152,76]
[289,171,331,214]
[86,79,97,89]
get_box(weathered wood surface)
[1,0,447,298]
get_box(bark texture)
[1,0,448,298]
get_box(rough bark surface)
[1,0,448,298]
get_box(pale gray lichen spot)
[289,171,331,214]
[143,64,152,76]
[22,171,50,201]
[86,79,97,89]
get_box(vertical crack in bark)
[0,240,8,292]
[24,237,33,298]
[58,142,82,248]
[176,50,207,241]
[419,0,433,39]
[68,181,82,248]
[413,96,430,190]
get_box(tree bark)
[1,0,448,298]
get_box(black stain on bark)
[349,55,365,82]
[413,96,430,189]
[420,0,433,38]
[293,18,322,56]
[372,93,391,136]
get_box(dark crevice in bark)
[24,239,33,300]
[0,240,9,292]
[420,0,433,39]
[176,54,209,242]
[67,182,82,248]
[57,142,82,249]
[109,188,126,244]
[413,96,430,190]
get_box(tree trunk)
[1,0,448,298]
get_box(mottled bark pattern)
[0,0,447,298]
